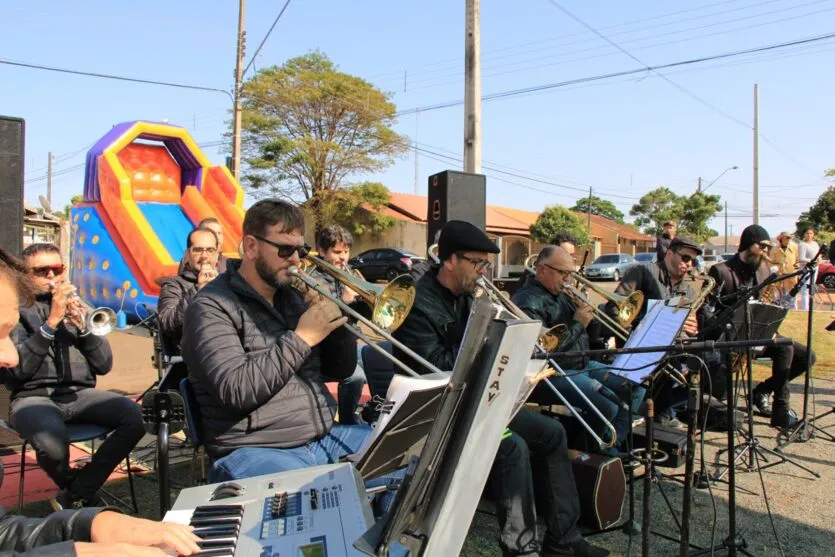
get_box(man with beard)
[656,220,677,261]
[157,227,220,351]
[181,200,385,483]
[9,244,144,509]
[708,224,815,428]
[394,221,610,557]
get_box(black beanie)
[738,224,772,252]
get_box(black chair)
[360,342,396,423]
[178,378,206,485]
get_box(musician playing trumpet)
[9,243,144,510]
[512,245,631,454]
[393,221,610,557]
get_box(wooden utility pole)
[231,0,246,182]
[587,187,592,232]
[46,152,53,206]
[463,0,481,173]
[697,177,702,193]
[724,201,728,253]
[753,83,759,224]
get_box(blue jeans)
[210,425,402,512]
[338,366,367,425]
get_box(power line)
[0,58,233,99]
[395,31,835,116]
[242,0,293,78]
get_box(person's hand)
[683,313,699,336]
[295,299,348,347]
[340,286,358,305]
[88,511,201,555]
[573,304,595,328]
[65,299,88,331]
[46,282,75,329]
[75,542,176,556]
[196,263,218,290]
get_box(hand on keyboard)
[87,511,202,555]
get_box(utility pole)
[697,177,702,193]
[231,0,246,182]
[753,83,759,224]
[724,201,728,253]
[46,152,53,207]
[414,109,420,194]
[587,187,592,231]
[463,0,481,173]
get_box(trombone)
[289,257,443,379]
[475,276,618,450]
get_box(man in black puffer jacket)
[157,227,220,351]
[182,200,375,483]
[8,244,144,510]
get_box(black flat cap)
[438,220,500,261]
[669,235,703,255]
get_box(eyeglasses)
[758,242,771,250]
[190,247,218,255]
[541,262,572,278]
[253,236,310,259]
[456,253,492,271]
[30,264,65,278]
[674,252,695,264]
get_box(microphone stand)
[778,246,831,448]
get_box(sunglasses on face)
[758,242,771,250]
[31,265,66,278]
[253,236,310,259]
[456,253,492,271]
[541,262,572,278]
[674,252,695,264]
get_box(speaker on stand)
[0,116,25,258]
[426,170,487,249]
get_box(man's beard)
[743,250,765,268]
[255,255,289,289]
[662,232,672,239]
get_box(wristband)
[40,324,56,339]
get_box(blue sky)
[3,0,833,239]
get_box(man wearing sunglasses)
[158,227,220,352]
[708,224,815,429]
[512,245,631,455]
[605,235,702,428]
[181,200,380,483]
[394,221,610,557]
[9,243,144,510]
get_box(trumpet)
[289,257,443,379]
[475,276,618,450]
[50,281,116,336]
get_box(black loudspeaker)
[426,170,486,247]
[0,116,25,258]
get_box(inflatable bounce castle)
[70,121,244,320]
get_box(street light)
[700,165,739,193]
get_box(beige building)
[347,192,653,279]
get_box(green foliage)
[318,181,395,237]
[56,195,84,220]
[630,187,721,242]
[679,192,722,243]
[795,185,835,237]
[570,195,624,223]
[629,187,684,235]
[530,206,590,246]
[239,51,408,230]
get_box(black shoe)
[770,409,798,429]
[751,389,772,417]
[543,538,610,557]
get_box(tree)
[629,187,684,236]
[530,206,590,246]
[55,195,83,220]
[795,185,835,237]
[679,192,722,243]
[318,181,395,237]
[239,51,409,230]
[570,195,624,223]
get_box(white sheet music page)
[610,299,689,384]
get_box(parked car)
[583,253,636,281]
[633,252,656,264]
[348,248,424,282]
[720,253,735,261]
[817,261,835,290]
[702,254,722,271]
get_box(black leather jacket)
[157,267,199,351]
[0,506,106,556]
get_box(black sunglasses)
[252,236,310,259]
[673,251,695,264]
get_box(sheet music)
[610,299,689,384]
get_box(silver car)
[583,253,636,281]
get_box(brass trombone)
[475,276,618,450]
[289,258,443,379]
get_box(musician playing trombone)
[393,221,610,557]
[512,245,631,454]
[181,201,400,501]
[9,243,144,510]
[605,235,703,429]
